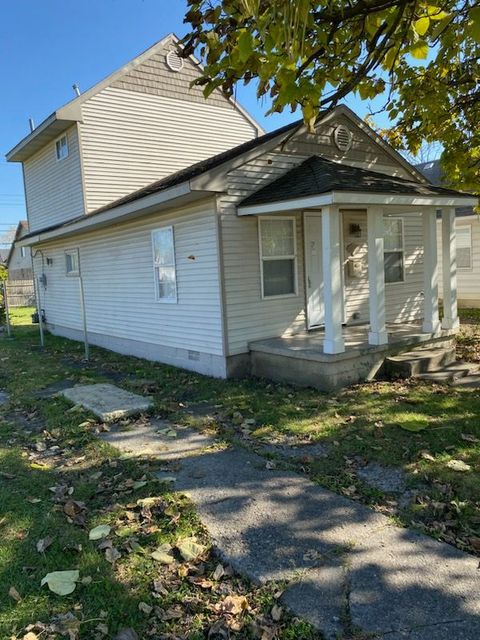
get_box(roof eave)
[237,191,478,216]
[6,106,82,162]
[19,182,216,246]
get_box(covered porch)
[237,156,477,389]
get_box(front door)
[304,212,324,329]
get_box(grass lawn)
[0,309,319,640]
[1,308,479,638]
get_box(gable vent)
[166,50,184,72]
[333,125,353,152]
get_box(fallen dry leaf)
[9,585,21,602]
[36,536,54,553]
[216,594,249,616]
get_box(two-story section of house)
[7,33,262,235]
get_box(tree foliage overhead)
[182,1,480,190]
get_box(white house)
[6,220,32,282]
[6,34,477,390]
[416,161,479,309]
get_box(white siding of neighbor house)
[219,117,423,355]
[7,245,33,281]
[23,125,85,233]
[437,217,480,307]
[32,200,225,375]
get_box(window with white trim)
[152,226,177,302]
[65,249,79,276]
[55,134,69,160]
[456,225,472,269]
[383,217,404,283]
[20,247,27,258]
[259,217,297,297]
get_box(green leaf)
[427,7,450,20]
[88,524,111,541]
[410,41,429,60]
[237,30,253,63]
[41,570,79,596]
[467,8,480,43]
[398,420,427,432]
[177,537,206,562]
[151,543,175,564]
[414,17,430,36]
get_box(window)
[152,226,177,302]
[20,247,27,258]
[383,217,404,283]
[456,225,472,269]
[259,217,297,297]
[55,134,69,160]
[65,249,79,276]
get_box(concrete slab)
[356,461,406,493]
[62,383,153,422]
[101,419,214,459]
[99,423,480,639]
[281,564,346,640]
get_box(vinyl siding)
[33,200,224,362]
[437,217,480,305]
[23,125,85,232]
[219,117,423,355]
[80,76,258,212]
[342,211,424,324]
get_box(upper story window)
[259,217,297,298]
[456,225,472,270]
[55,134,69,161]
[152,226,177,302]
[65,249,79,276]
[20,246,27,258]
[384,217,404,283]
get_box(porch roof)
[238,156,477,214]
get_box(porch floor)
[249,322,454,363]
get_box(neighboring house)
[6,34,477,390]
[416,160,479,308]
[6,220,33,281]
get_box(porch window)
[383,217,404,283]
[456,225,472,269]
[259,217,297,297]
[152,226,177,302]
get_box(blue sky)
[0,0,389,237]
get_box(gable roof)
[6,220,29,266]
[6,34,263,163]
[240,156,475,209]
[21,106,446,245]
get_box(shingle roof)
[241,156,474,207]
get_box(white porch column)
[367,207,388,345]
[441,207,460,330]
[422,208,441,334]
[322,205,345,354]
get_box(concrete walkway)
[103,422,480,639]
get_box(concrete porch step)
[417,361,480,383]
[384,346,457,378]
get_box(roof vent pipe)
[73,84,81,97]
[28,118,35,132]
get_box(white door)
[304,212,324,328]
